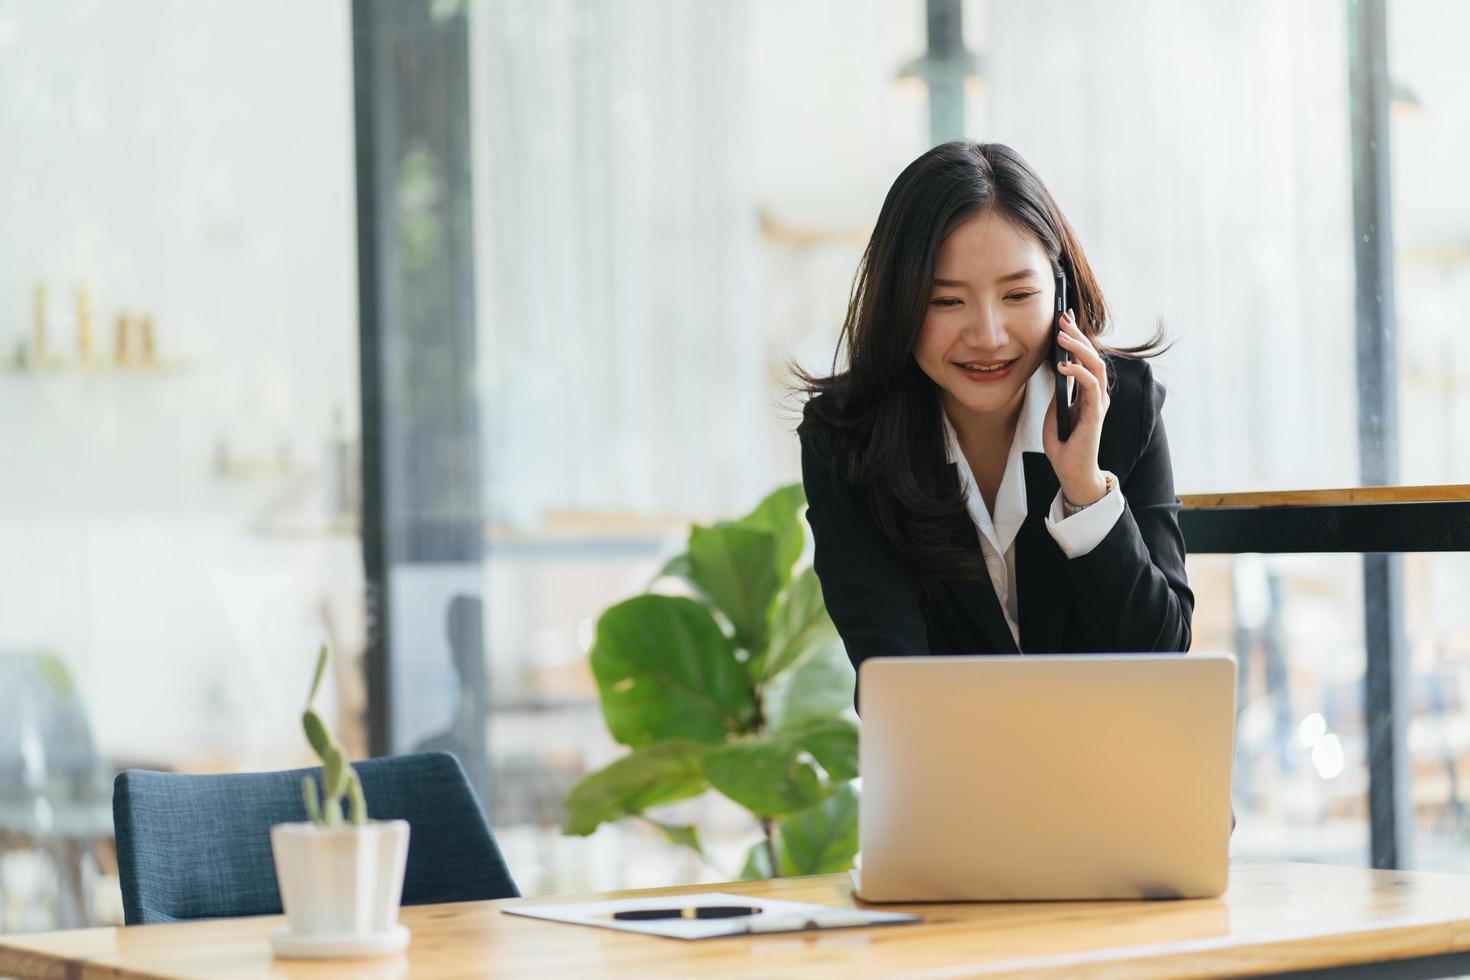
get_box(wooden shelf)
[3,359,188,376]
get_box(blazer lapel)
[1018,452,1071,653]
[938,463,1019,655]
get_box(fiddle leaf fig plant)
[563,484,860,877]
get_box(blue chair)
[113,751,518,924]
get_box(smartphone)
[1052,267,1073,441]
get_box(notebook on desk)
[503,891,920,939]
[853,653,1237,902]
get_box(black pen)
[612,905,762,921]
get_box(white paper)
[501,891,921,940]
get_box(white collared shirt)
[941,362,1124,648]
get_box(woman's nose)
[961,309,1008,348]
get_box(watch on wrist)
[1062,473,1114,518]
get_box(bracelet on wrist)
[1062,473,1114,517]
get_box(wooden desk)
[7,860,1470,979]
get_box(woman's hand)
[1042,309,1111,507]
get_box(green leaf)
[703,719,857,817]
[301,776,322,825]
[346,769,368,826]
[791,718,859,781]
[651,552,693,588]
[563,740,712,836]
[591,595,756,746]
[686,524,782,653]
[302,709,333,760]
[740,841,774,880]
[776,784,860,876]
[307,644,330,706]
[765,637,856,731]
[646,819,705,858]
[734,484,806,585]
[705,738,825,818]
[759,566,838,681]
[323,744,350,799]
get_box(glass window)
[451,0,1470,892]
[1389,0,1470,486]
[1190,555,1369,866]
[0,1,360,929]
[1404,552,1470,871]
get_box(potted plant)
[563,484,860,878]
[269,645,411,958]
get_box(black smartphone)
[1052,267,1072,441]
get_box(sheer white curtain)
[472,0,767,526]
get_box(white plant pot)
[269,819,410,953]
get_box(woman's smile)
[951,357,1019,382]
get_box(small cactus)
[300,644,367,827]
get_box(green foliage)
[564,484,861,878]
[563,741,712,835]
[346,769,367,826]
[759,567,840,682]
[703,718,858,818]
[300,645,367,828]
[770,784,861,877]
[737,786,860,880]
[731,483,806,584]
[764,637,856,733]
[301,775,322,824]
[590,596,756,746]
[686,525,782,653]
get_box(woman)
[798,141,1194,688]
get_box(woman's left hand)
[1042,309,1111,506]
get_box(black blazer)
[801,354,1194,678]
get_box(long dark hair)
[795,140,1167,580]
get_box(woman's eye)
[931,298,961,308]
[1006,292,1038,302]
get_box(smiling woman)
[920,217,1051,401]
[795,140,1191,678]
[917,213,1095,519]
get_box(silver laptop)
[854,653,1236,902]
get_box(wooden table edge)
[9,863,1470,979]
[1180,484,1470,509]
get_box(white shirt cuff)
[1044,470,1124,559]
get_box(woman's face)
[914,211,1056,425]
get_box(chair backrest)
[113,751,518,924]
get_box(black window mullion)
[1348,0,1407,871]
